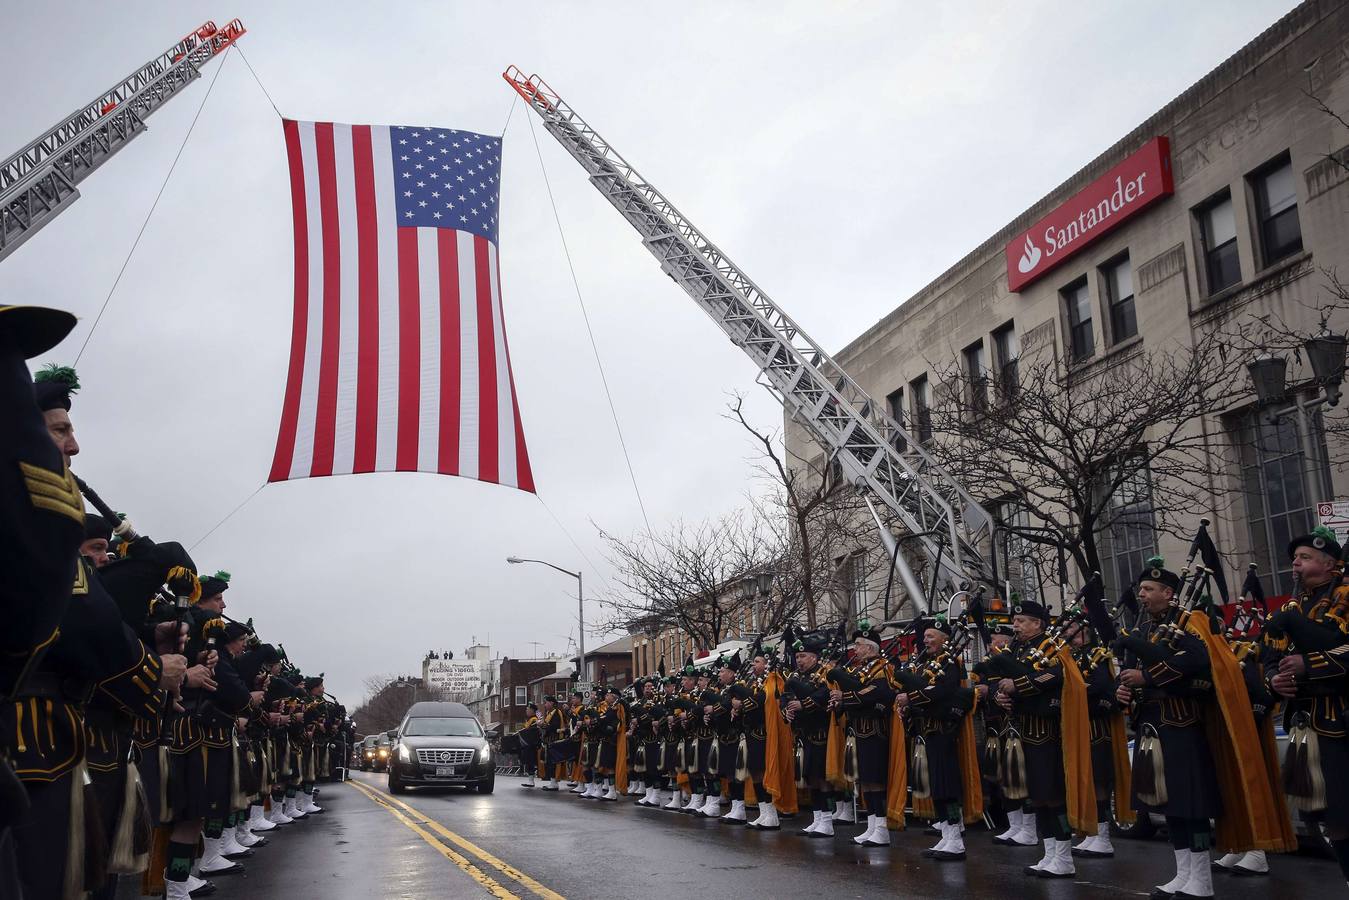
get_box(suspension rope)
[189,482,266,551]
[74,47,234,365]
[235,43,282,118]
[525,112,654,535]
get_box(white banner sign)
[425,661,482,694]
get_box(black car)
[388,701,494,794]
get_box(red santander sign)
[1006,136,1174,292]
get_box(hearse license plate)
[435,766,460,777]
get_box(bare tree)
[597,511,776,653]
[728,395,910,624]
[922,326,1247,593]
[351,675,430,736]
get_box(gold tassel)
[230,737,246,813]
[1135,730,1168,807]
[158,745,171,824]
[63,763,86,900]
[735,736,749,783]
[1283,721,1327,812]
[912,736,931,800]
[108,761,151,874]
[1002,732,1028,801]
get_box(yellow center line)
[346,780,520,899]
[351,777,566,900]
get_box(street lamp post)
[1247,332,1347,508]
[507,556,585,689]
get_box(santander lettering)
[1006,137,1174,292]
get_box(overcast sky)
[1,0,1298,705]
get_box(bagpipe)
[1264,554,1349,652]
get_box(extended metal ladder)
[504,67,994,603]
[0,19,246,260]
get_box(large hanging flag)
[269,121,534,492]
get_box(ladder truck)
[503,67,997,615]
[0,18,246,261]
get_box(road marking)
[347,779,521,899]
[351,777,566,900]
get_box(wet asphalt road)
[133,770,1345,899]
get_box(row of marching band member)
[1,303,354,900]
[506,525,1349,899]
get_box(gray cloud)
[0,0,1297,703]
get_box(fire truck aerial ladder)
[0,19,246,261]
[504,67,996,613]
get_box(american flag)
[270,120,534,492]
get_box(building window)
[1251,155,1302,267]
[1237,403,1331,597]
[910,375,932,443]
[1095,461,1157,601]
[994,499,1041,604]
[514,685,526,706]
[885,387,907,452]
[1063,278,1094,362]
[836,553,868,619]
[992,322,1019,403]
[1101,255,1137,344]
[1196,192,1240,294]
[963,340,988,412]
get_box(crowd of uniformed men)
[1,304,354,900]
[513,534,1349,898]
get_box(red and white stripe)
[270,120,534,491]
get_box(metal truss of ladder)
[0,19,246,261]
[504,67,994,596]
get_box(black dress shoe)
[931,849,966,861]
[222,847,254,860]
[189,881,217,898]
[1149,889,1175,900]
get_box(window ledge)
[1066,334,1145,379]
[1191,249,1313,321]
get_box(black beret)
[851,620,884,644]
[1137,562,1181,593]
[795,630,829,654]
[197,570,231,600]
[33,364,80,412]
[1289,527,1342,563]
[543,695,557,703]
[255,643,281,664]
[303,676,324,691]
[83,513,112,542]
[989,623,1015,638]
[223,622,251,643]
[1012,600,1049,622]
[920,617,953,636]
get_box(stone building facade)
[786,0,1349,612]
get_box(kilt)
[744,733,766,776]
[168,743,232,820]
[598,738,617,770]
[1024,739,1066,808]
[714,736,739,779]
[855,732,888,788]
[698,736,716,774]
[798,730,828,784]
[1314,733,1349,829]
[642,741,661,776]
[1131,720,1221,820]
[917,728,960,803]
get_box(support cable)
[525,112,654,535]
[74,47,234,365]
